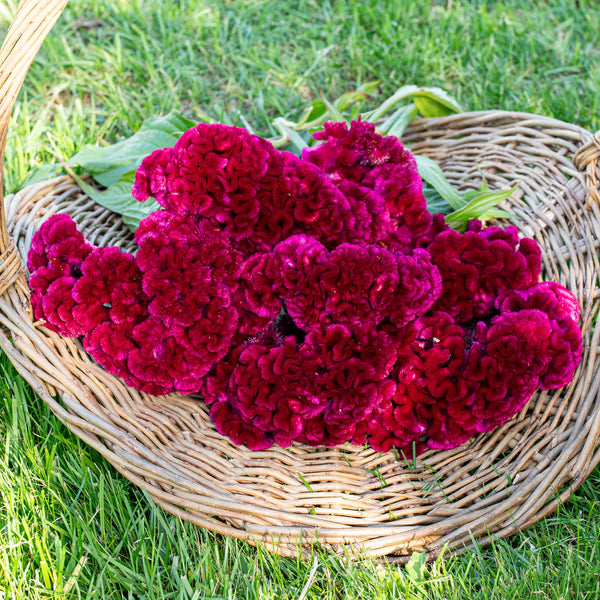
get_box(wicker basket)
[1,1,600,564]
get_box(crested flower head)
[28,120,582,455]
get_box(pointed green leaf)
[68,111,197,188]
[478,208,520,221]
[422,185,454,216]
[65,168,160,233]
[447,220,469,233]
[363,85,461,123]
[412,86,462,118]
[302,99,327,126]
[415,155,463,210]
[356,80,381,95]
[334,91,370,113]
[445,185,518,222]
[414,96,452,117]
[461,188,485,203]
[363,85,421,123]
[271,118,309,156]
[319,89,344,122]
[295,104,320,128]
[20,163,61,188]
[378,103,419,138]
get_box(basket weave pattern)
[1,1,600,562]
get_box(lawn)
[1,0,600,598]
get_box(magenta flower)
[28,120,582,455]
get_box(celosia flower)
[28,121,583,456]
[28,214,94,331]
[131,147,175,206]
[367,277,583,454]
[302,119,431,248]
[204,323,397,448]
[237,234,442,335]
[427,223,541,322]
[27,212,93,273]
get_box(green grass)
[1,0,600,597]
[3,0,600,192]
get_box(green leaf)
[301,99,327,126]
[319,89,345,122]
[461,188,485,203]
[405,551,426,583]
[445,185,519,222]
[479,207,519,220]
[295,103,321,128]
[378,103,419,138]
[362,85,420,123]
[65,168,160,233]
[363,85,461,123]
[271,117,309,156]
[20,163,61,188]
[412,86,462,118]
[68,111,197,188]
[422,185,454,216]
[334,91,370,113]
[415,155,464,210]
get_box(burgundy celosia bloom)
[494,283,582,389]
[28,214,94,332]
[367,276,583,454]
[247,151,355,251]
[427,223,541,322]
[83,321,140,386]
[133,124,274,219]
[131,147,176,206]
[39,276,84,335]
[251,234,442,332]
[302,119,413,185]
[27,213,93,273]
[136,211,242,329]
[74,246,146,326]
[203,323,397,448]
[210,399,274,451]
[28,210,243,395]
[28,121,583,456]
[302,119,431,249]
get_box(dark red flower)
[302,119,430,248]
[28,121,582,457]
[27,213,92,274]
[427,224,541,322]
[131,147,176,206]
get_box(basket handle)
[574,131,600,208]
[0,0,67,300]
[0,0,68,250]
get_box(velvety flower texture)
[238,234,442,333]
[28,120,583,456]
[427,221,542,322]
[202,323,397,448]
[29,211,242,395]
[302,119,433,251]
[366,279,582,453]
[28,213,93,335]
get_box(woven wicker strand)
[1,0,600,563]
[574,131,600,207]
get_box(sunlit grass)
[2,0,599,193]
